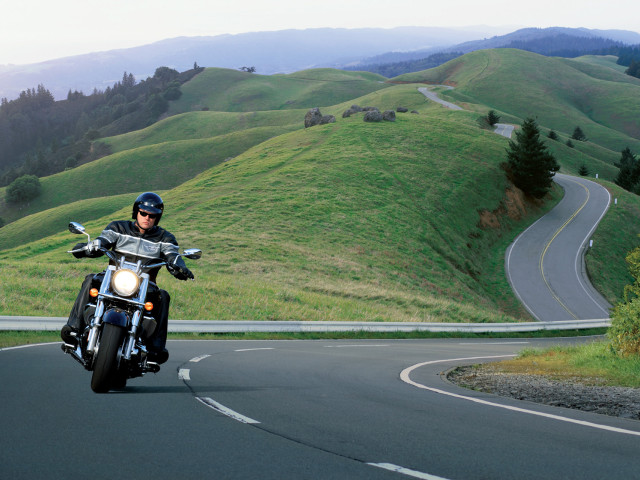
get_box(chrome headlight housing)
[111,269,140,297]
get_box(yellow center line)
[539,179,590,319]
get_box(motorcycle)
[61,221,201,393]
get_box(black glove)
[167,263,194,281]
[72,242,88,259]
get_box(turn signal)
[89,288,99,297]
[144,302,154,311]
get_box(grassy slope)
[168,67,391,114]
[393,49,640,155]
[0,125,297,229]
[0,92,551,322]
[2,56,639,323]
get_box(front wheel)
[91,323,125,393]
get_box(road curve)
[3,338,640,480]
[506,173,612,321]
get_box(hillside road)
[505,173,612,321]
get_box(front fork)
[86,269,151,361]
[86,268,113,354]
[123,275,149,360]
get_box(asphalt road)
[506,173,612,321]
[2,338,640,480]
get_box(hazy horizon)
[2,0,639,65]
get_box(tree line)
[0,65,204,187]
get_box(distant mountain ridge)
[0,26,505,101]
[348,27,640,75]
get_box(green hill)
[393,49,640,154]
[0,103,551,322]
[168,68,391,114]
[2,56,640,324]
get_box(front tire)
[91,323,125,393]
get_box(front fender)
[102,309,129,328]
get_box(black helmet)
[132,192,164,224]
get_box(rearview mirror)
[68,222,86,235]
[182,248,202,260]
[68,222,91,242]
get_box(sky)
[2,0,640,66]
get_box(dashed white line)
[324,344,389,348]
[368,463,450,479]
[189,354,211,362]
[234,347,275,352]
[401,356,640,437]
[178,368,191,380]
[196,397,260,424]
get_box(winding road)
[506,174,612,321]
[0,87,625,478]
[3,337,640,480]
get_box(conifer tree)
[615,147,639,192]
[506,117,559,198]
[572,126,587,141]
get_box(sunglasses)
[138,211,157,219]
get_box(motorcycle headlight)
[111,269,140,297]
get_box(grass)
[0,98,554,323]
[584,181,640,304]
[169,67,391,115]
[0,329,609,349]
[0,125,296,225]
[393,49,640,154]
[486,340,640,388]
[1,58,639,329]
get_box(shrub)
[5,174,41,204]
[609,246,640,356]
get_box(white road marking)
[234,347,274,352]
[324,344,389,348]
[0,342,59,352]
[458,342,529,345]
[190,354,211,362]
[178,368,191,380]
[368,463,450,479]
[196,397,260,424]
[401,356,640,437]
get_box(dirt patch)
[478,186,528,229]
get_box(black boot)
[60,325,78,346]
[148,348,169,364]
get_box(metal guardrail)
[0,316,611,333]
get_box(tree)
[614,147,639,192]
[506,117,559,198]
[240,66,256,73]
[547,130,559,141]
[566,139,574,148]
[626,59,640,79]
[572,126,587,141]
[486,110,500,126]
[5,174,41,204]
[579,163,590,176]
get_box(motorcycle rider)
[60,192,194,363]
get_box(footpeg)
[145,362,161,374]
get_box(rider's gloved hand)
[168,263,194,281]
[72,242,88,258]
[87,239,101,253]
[85,239,104,258]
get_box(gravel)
[448,365,640,420]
